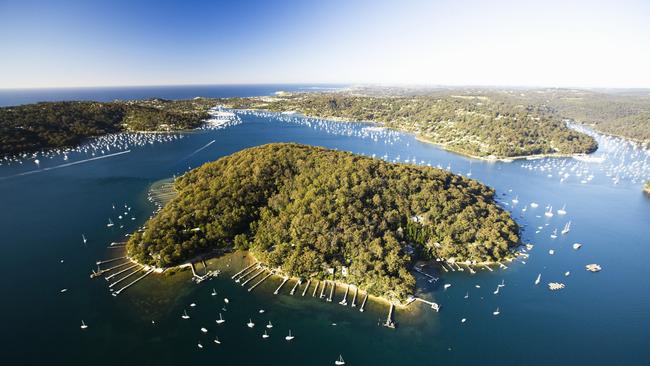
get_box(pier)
[312,280,320,297]
[319,280,326,298]
[104,264,139,281]
[384,303,396,328]
[108,267,143,288]
[112,269,154,296]
[234,263,259,282]
[414,267,439,283]
[339,285,349,305]
[359,292,368,312]
[231,262,257,280]
[248,270,272,292]
[482,264,493,272]
[408,297,441,312]
[96,256,126,265]
[274,277,289,295]
[240,268,265,287]
[351,286,358,307]
[327,281,335,302]
[301,280,311,296]
[289,279,301,295]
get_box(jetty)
[232,262,257,280]
[301,280,311,296]
[414,267,439,283]
[112,269,154,296]
[96,256,126,266]
[108,267,143,288]
[407,297,441,312]
[384,303,396,328]
[339,285,349,305]
[319,280,327,298]
[240,268,265,287]
[104,263,139,281]
[248,271,272,292]
[359,292,368,312]
[351,286,358,307]
[274,277,289,295]
[327,281,335,302]
[312,280,320,297]
[289,279,301,295]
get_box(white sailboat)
[247,319,255,328]
[561,221,571,235]
[464,292,469,299]
[107,218,114,227]
[262,330,270,339]
[82,234,87,244]
[557,205,567,215]
[80,320,88,329]
[544,206,554,217]
[181,310,190,319]
[493,307,500,316]
[335,355,346,365]
[535,273,541,285]
[512,195,519,204]
[266,321,273,329]
[216,313,225,324]
[530,202,539,208]
[550,228,558,239]
[285,329,294,341]
[197,342,203,349]
[211,288,217,296]
[213,337,221,345]
[200,327,208,333]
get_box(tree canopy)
[127,143,519,301]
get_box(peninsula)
[127,143,519,301]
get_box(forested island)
[0,98,213,155]
[222,92,598,159]
[127,143,519,301]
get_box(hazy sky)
[1,0,649,88]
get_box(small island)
[127,143,519,301]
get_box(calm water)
[0,87,649,365]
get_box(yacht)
[544,206,554,217]
[216,313,225,324]
[80,320,88,329]
[530,202,539,208]
[573,243,582,250]
[285,330,294,341]
[197,343,203,349]
[213,337,221,345]
[335,355,346,365]
[200,327,208,333]
[224,298,229,304]
[557,205,567,215]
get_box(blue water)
[0,87,648,366]
[0,84,344,107]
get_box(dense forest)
[0,98,212,155]
[223,93,598,158]
[127,143,519,301]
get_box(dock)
[289,279,301,295]
[384,303,396,328]
[312,280,320,297]
[339,285,349,305]
[108,267,143,288]
[482,264,493,272]
[96,256,126,265]
[105,264,139,281]
[248,271,272,292]
[351,286,358,307]
[274,276,289,295]
[112,269,154,296]
[319,280,327,298]
[414,267,439,283]
[301,280,311,296]
[327,281,335,302]
[240,268,265,286]
[231,262,257,280]
[359,292,368,312]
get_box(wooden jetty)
[240,268,265,287]
[383,303,396,328]
[108,267,143,288]
[234,264,259,282]
[312,280,320,297]
[301,280,311,296]
[319,280,327,298]
[327,281,335,302]
[339,285,349,305]
[96,256,126,265]
[289,279,301,295]
[359,292,368,312]
[105,264,139,281]
[414,267,439,283]
[248,271,272,292]
[231,262,257,280]
[274,277,289,295]
[112,269,154,296]
[351,286,358,307]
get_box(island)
[127,143,520,301]
[0,98,214,155]
[221,92,598,159]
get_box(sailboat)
[561,221,571,235]
[512,195,519,204]
[266,321,273,329]
[335,355,346,365]
[493,286,500,295]
[557,205,567,215]
[197,343,203,349]
[80,320,88,329]
[493,307,500,316]
[544,206,554,217]
[181,310,190,319]
[262,330,270,339]
[200,327,208,333]
[550,228,558,239]
[535,273,541,285]
[216,313,225,324]
[213,337,221,345]
[247,319,255,328]
[530,202,539,208]
[211,288,217,296]
[107,219,114,227]
[285,329,294,341]
[82,234,87,244]
[464,292,469,299]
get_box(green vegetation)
[223,93,598,158]
[645,181,650,194]
[127,143,519,301]
[0,98,212,155]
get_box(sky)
[1,0,649,89]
